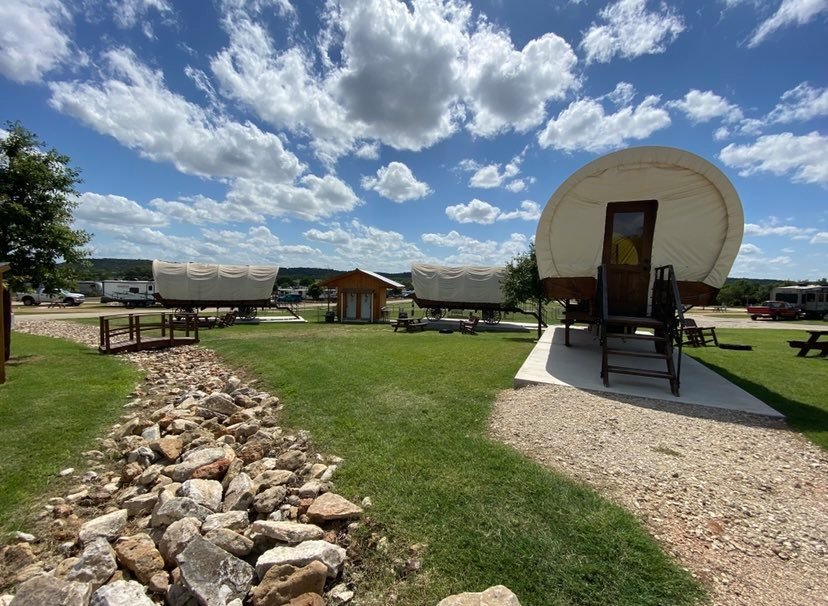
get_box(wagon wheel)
[426,307,444,321]
[482,309,502,325]
[237,306,257,319]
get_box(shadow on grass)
[692,359,828,437]
[5,355,41,366]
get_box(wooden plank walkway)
[99,312,199,354]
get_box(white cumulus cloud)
[766,82,828,124]
[75,192,168,227]
[49,48,304,183]
[0,0,73,83]
[580,0,685,64]
[445,199,501,224]
[669,89,743,123]
[538,94,671,152]
[748,0,828,47]
[719,132,828,185]
[361,162,431,202]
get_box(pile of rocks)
[2,325,364,606]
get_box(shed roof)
[320,268,404,288]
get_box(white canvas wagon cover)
[152,260,279,303]
[411,263,506,305]
[535,146,743,299]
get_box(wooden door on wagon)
[601,200,658,317]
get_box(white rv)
[101,280,157,307]
[771,284,828,320]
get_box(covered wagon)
[534,146,744,395]
[152,260,279,318]
[411,263,513,324]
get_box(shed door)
[360,293,372,321]
[602,201,658,317]
[345,292,357,319]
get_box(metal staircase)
[597,264,685,396]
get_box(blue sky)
[1,0,826,279]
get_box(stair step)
[605,332,666,341]
[605,315,664,328]
[606,365,675,379]
[604,349,670,359]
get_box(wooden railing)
[99,312,199,354]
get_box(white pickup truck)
[17,288,86,306]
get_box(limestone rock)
[179,479,223,512]
[9,575,92,606]
[286,594,324,606]
[329,583,355,604]
[253,470,295,490]
[275,450,306,471]
[200,392,241,416]
[78,509,128,544]
[202,511,249,534]
[123,493,158,517]
[254,486,287,514]
[298,480,325,499]
[306,493,363,522]
[251,561,327,606]
[171,448,229,482]
[256,540,347,579]
[177,536,255,606]
[114,533,165,584]
[223,473,254,512]
[152,497,212,527]
[149,571,170,594]
[159,517,202,566]
[437,585,522,606]
[89,580,155,606]
[66,537,117,588]
[203,528,253,557]
[150,437,183,461]
[251,521,324,544]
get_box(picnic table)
[391,317,428,332]
[788,330,828,357]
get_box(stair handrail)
[652,264,684,391]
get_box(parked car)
[17,288,85,306]
[746,300,801,321]
[277,293,303,303]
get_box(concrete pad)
[514,326,783,418]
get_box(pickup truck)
[747,301,801,321]
[17,288,86,306]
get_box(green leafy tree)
[307,281,323,300]
[502,243,550,339]
[1,122,90,290]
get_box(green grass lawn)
[0,332,141,534]
[684,328,828,449]
[200,323,702,606]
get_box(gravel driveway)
[490,385,827,606]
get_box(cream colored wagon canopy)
[411,263,506,304]
[152,261,279,302]
[535,147,744,289]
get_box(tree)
[501,243,551,340]
[0,122,90,290]
[307,282,323,300]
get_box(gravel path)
[490,385,828,606]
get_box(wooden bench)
[788,331,828,357]
[391,318,428,332]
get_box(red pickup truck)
[747,301,801,321]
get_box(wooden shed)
[1,262,10,384]
[321,269,403,323]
